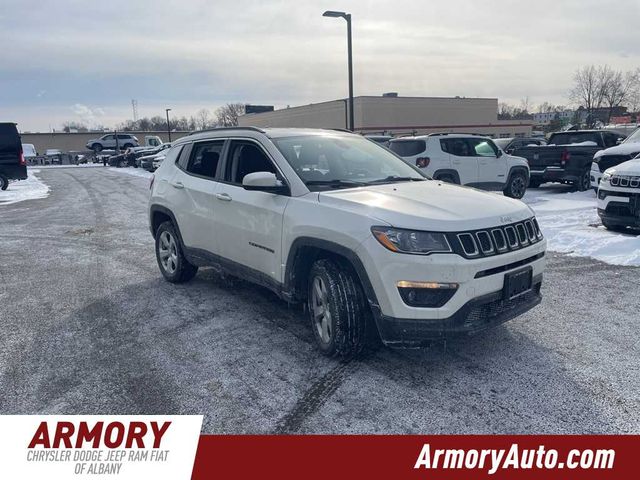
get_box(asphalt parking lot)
[1,167,638,434]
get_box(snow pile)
[0,170,50,205]
[523,186,640,266]
[108,167,152,179]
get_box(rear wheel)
[92,144,103,153]
[504,172,527,199]
[574,169,591,191]
[0,174,8,191]
[307,259,370,357]
[155,221,198,283]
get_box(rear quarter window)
[389,140,426,157]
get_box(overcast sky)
[2,0,639,132]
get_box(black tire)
[528,179,542,188]
[155,221,198,283]
[504,172,527,199]
[92,144,103,153]
[307,259,370,357]
[0,174,8,191]
[574,168,591,192]
[602,220,628,233]
[117,159,126,168]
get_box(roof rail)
[427,132,489,137]
[187,126,266,136]
[329,128,353,133]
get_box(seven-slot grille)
[609,175,640,188]
[450,218,543,258]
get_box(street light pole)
[323,10,354,132]
[165,108,172,142]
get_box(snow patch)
[108,167,153,179]
[0,170,50,205]
[523,185,640,266]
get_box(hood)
[318,181,533,232]
[605,159,640,175]
[594,142,640,159]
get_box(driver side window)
[468,138,498,157]
[225,141,277,185]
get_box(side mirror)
[616,138,624,145]
[242,172,289,195]
[496,149,503,158]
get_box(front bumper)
[355,236,546,344]
[378,276,542,346]
[597,188,640,227]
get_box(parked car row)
[109,143,171,169]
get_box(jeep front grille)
[610,175,640,188]
[449,218,543,259]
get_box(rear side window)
[186,141,224,179]
[389,140,426,157]
[441,138,474,156]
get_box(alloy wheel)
[158,231,178,275]
[311,276,332,344]
[511,176,526,198]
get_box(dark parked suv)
[0,123,27,190]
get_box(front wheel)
[92,144,103,153]
[575,169,591,192]
[0,174,8,191]
[504,172,527,199]
[155,221,198,283]
[308,259,371,357]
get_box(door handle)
[170,181,184,189]
[215,193,232,202]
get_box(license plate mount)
[504,267,533,300]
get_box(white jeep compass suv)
[597,157,640,231]
[149,127,546,357]
[389,134,530,199]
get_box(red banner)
[192,435,637,479]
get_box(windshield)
[493,138,511,149]
[623,128,640,144]
[273,134,427,190]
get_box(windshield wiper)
[305,179,368,188]
[367,176,426,184]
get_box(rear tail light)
[19,149,26,166]
[416,157,430,168]
[560,150,570,165]
[149,175,155,190]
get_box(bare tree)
[195,109,215,130]
[603,68,640,122]
[215,103,245,127]
[569,65,609,127]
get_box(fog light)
[397,281,458,307]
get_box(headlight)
[371,227,452,255]
[602,171,613,182]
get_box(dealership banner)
[0,416,202,478]
[0,420,637,479]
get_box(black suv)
[0,123,27,190]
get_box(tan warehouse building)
[238,95,532,138]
